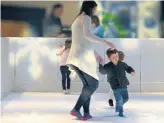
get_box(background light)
[9,38,61,80]
[121,39,138,50]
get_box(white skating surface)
[1,92,164,123]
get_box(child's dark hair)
[106,48,118,58]
[91,16,100,26]
[118,51,125,61]
[65,39,72,50]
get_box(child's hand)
[56,46,65,55]
[131,72,135,76]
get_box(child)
[91,15,104,38]
[56,39,72,94]
[98,49,135,117]
[108,50,128,107]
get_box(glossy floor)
[1,92,164,123]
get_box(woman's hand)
[94,51,104,64]
[104,40,115,49]
[97,56,104,64]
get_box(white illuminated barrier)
[7,38,164,92]
[121,39,138,51]
[9,38,59,80]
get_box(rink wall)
[1,38,164,97]
[1,38,12,99]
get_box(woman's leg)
[72,68,91,113]
[70,85,95,120]
[73,82,96,111]
[83,98,91,114]
[80,71,98,114]
[60,66,66,90]
[72,68,98,114]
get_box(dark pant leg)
[71,67,91,113]
[83,98,91,113]
[65,66,71,89]
[113,89,123,113]
[74,83,96,111]
[60,66,66,90]
[72,66,99,112]
[81,71,98,114]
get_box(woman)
[66,1,115,121]
[56,39,72,94]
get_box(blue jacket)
[93,25,104,38]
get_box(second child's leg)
[66,66,71,93]
[60,66,66,93]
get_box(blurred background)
[1,1,164,38]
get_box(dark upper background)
[1,1,164,38]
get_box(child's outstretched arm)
[56,46,65,56]
[124,63,135,76]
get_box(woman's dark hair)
[65,39,72,50]
[72,1,97,24]
[106,48,118,58]
[91,15,100,26]
[79,1,97,17]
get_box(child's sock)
[108,99,114,106]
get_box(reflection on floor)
[1,92,164,123]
